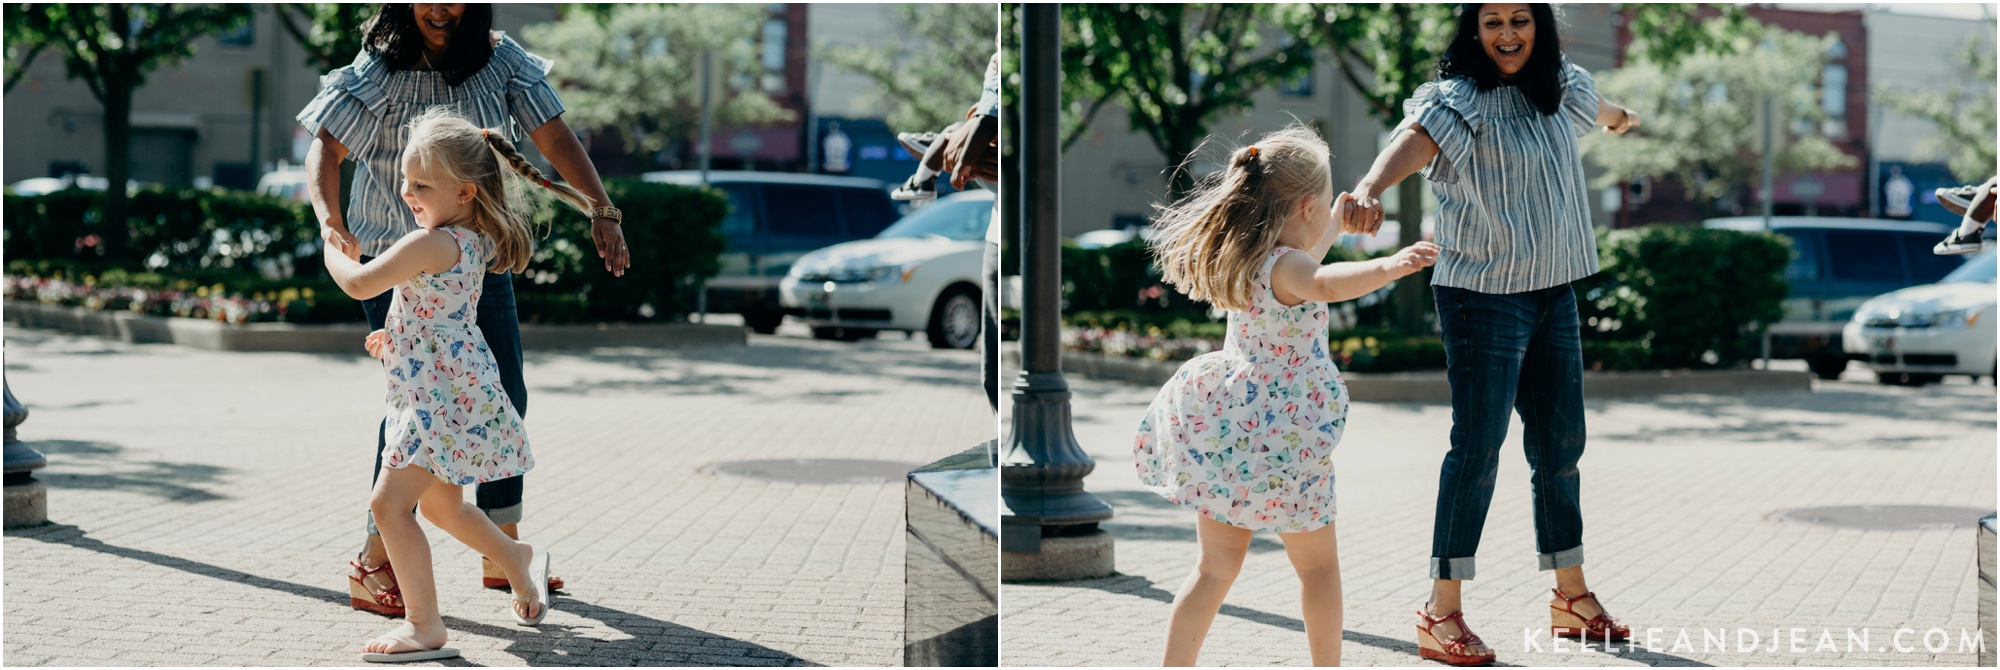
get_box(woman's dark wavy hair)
[361,4,494,87]
[1436,3,1565,115]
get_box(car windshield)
[1939,251,1995,284]
[876,197,991,241]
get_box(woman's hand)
[1343,192,1385,235]
[1602,105,1640,135]
[592,216,629,277]
[364,329,391,359]
[322,223,361,261]
[1383,241,1441,279]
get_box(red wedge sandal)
[481,556,565,592]
[1416,607,1496,666]
[347,556,405,617]
[1550,587,1631,642]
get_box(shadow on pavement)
[33,439,230,503]
[6,524,816,667]
[1596,385,1995,446]
[524,338,976,400]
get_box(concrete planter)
[903,442,997,666]
[1010,349,1814,402]
[4,300,746,352]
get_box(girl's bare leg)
[1279,523,1344,666]
[363,466,444,654]
[417,479,540,620]
[1163,514,1254,666]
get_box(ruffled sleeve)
[295,50,390,155]
[1560,56,1600,138]
[493,35,567,135]
[1398,77,1481,185]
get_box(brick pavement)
[999,366,1996,666]
[3,322,992,666]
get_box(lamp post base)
[1001,529,1114,582]
[5,476,46,528]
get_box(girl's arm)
[1347,124,1442,235]
[324,228,461,300]
[1270,242,1440,307]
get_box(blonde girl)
[323,108,592,663]
[1133,124,1438,666]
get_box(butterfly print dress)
[1133,247,1348,533]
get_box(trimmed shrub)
[1574,224,1789,369]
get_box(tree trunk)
[1392,176,1430,334]
[102,68,134,260]
[1164,122,1198,201]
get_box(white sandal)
[511,547,551,626]
[360,632,459,663]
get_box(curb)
[1006,349,1813,402]
[4,300,747,353]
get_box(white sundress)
[1133,246,1349,533]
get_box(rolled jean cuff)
[483,503,523,527]
[1431,556,1476,580]
[1538,544,1585,571]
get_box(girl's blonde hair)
[401,108,594,273]
[1150,124,1331,312]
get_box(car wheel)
[812,326,874,342]
[1806,354,1848,381]
[927,285,981,350]
[1877,372,1941,387]
[744,310,783,335]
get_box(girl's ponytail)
[1148,125,1330,312]
[480,128,595,217]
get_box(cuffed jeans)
[1430,283,1586,580]
[359,255,528,534]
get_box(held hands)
[1382,241,1441,279]
[1604,107,1640,135]
[322,225,361,261]
[364,329,390,359]
[1337,191,1385,235]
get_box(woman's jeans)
[359,256,528,534]
[1430,283,1586,580]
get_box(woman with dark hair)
[1340,4,1640,665]
[297,3,629,624]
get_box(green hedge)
[3,180,727,323]
[1574,225,1789,369]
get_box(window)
[1902,233,1962,284]
[760,18,787,93]
[762,184,839,236]
[1279,64,1314,98]
[1821,63,1848,139]
[1824,231,1903,282]
[217,16,253,47]
[715,183,759,236]
[1779,231,1820,283]
[837,188,899,238]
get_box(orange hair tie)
[1246,145,1259,158]
[482,129,491,139]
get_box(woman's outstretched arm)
[1348,123,1442,235]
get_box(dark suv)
[642,171,900,333]
[1704,216,1964,379]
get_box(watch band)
[589,206,622,224]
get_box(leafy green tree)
[819,4,998,133]
[1060,4,1315,197]
[271,3,376,72]
[1621,4,1756,69]
[1876,28,1997,183]
[521,4,794,169]
[6,4,255,256]
[3,5,46,93]
[1583,24,1857,217]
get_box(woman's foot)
[347,553,404,617]
[1550,587,1631,641]
[1416,604,1494,666]
[361,620,455,663]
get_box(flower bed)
[4,273,331,325]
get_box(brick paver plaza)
[3,324,991,666]
[1000,367,1996,666]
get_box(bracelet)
[589,206,622,224]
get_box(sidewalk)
[999,366,1996,666]
[2,323,991,666]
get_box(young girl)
[325,109,594,663]
[1133,125,1439,666]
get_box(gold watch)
[589,205,622,225]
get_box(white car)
[1843,250,1996,386]
[780,189,993,349]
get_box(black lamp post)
[999,2,1114,581]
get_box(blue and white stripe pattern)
[1396,57,1601,294]
[296,33,567,257]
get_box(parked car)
[641,171,901,334]
[6,175,136,196]
[1703,216,1964,379]
[780,189,993,348]
[256,169,310,202]
[1841,250,1995,386]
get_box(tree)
[1876,28,1997,183]
[819,4,998,133]
[1582,24,1858,217]
[7,4,255,256]
[271,3,376,72]
[521,4,794,169]
[1060,4,1315,198]
[3,5,46,93]
[1621,4,1756,69]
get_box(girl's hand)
[326,238,361,262]
[1383,241,1440,279]
[1603,107,1640,135]
[364,329,390,359]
